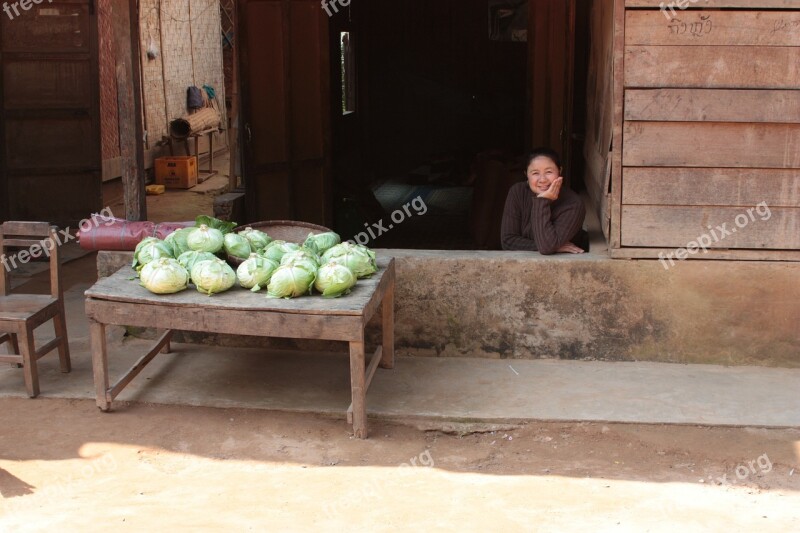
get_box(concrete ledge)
[98,250,800,367]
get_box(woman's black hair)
[526,147,562,170]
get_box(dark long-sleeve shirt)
[500,181,586,255]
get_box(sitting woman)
[500,148,587,254]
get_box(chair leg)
[10,333,19,356]
[18,327,39,398]
[1,333,21,367]
[54,311,71,373]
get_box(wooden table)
[85,258,395,439]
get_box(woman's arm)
[500,185,538,251]
[530,194,586,255]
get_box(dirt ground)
[1,398,798,531]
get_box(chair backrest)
[0,221,62,299]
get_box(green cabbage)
[191,258,236,296]
[238,227,273,251]
[133,237,174,271]
[177,251,218,281]
[314,263,356,298]
[139,258,189,294]
[280,249,321,269]
[164,227,195,256]
[303,232,341,255]
[187,224,225,254]
[267,261,317,299]
[261,240,301,263]
[224,233,252,260]
[322,243,377,278]
[236,254,279,292]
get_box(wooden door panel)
[254,169,293,220]
[244,1,288,166]
[8,174,101,223]
[529,0,575,177]
[240,0,331,225]
[1,3,90,51]
[3,61,92,109]
[289,1,326,162]
[5,117,96,169]
[0,0,101,225]
[293,165,326,222]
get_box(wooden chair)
[0,221,71,397]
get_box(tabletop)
[85,257,395,317]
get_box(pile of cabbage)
[133,216,377,299]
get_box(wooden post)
[228,0,240,191]
[112,0,147,221]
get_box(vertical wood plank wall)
[583,0,615,241]
[613,0,800,259]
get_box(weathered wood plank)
[611,247,800,261]
[584,0,615,241]
[626,0,800,7]
[624,46,800,88]
[623,167,800,206]
[111,0,146,221]
[623,122,800,168]
[621,205,800,249]
[624,89,800,123]
[626,11,800,46]
[85,299,364,342]
[611,0,626,248]
[85,258,394,316]
[1,222,52,237]
[362,260,394,326]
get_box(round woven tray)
[228,220,333,266]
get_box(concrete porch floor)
[1,256,799,430]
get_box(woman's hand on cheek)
[537,176,563,201]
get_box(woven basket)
[228,220,333,266]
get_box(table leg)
[349,339,367,439]
[381,283,395,369]
[208,131,214,172]
[90,320,111,411]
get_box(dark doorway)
[329,0,590,250]
[332,0,529,249]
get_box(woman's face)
[527,156,560,194]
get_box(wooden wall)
[583,0,614,240]
[613,0,800,259]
